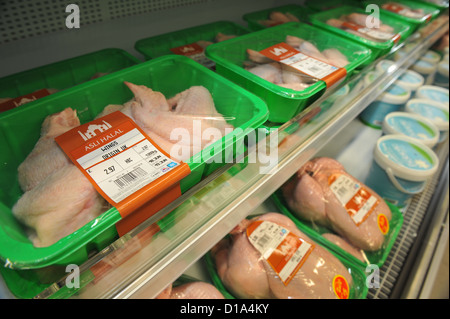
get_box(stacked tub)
[360,56,448,208]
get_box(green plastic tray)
[242,4,313,31]
[0,48,141,105]
[309,6,414,60]
[205,21,373,123]
[271,190,404,269]
[204,234,368,299]
[362,0,441,30]
[134,20,250,61]
[0,55,268,273]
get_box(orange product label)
[246,220,314,286]
[377,213,390,235]
[383,3,407,13]
[259,42,347,88]
[0,89,52,113]
[170,42,216,69]
[341,21,401,43]
[170,42,205,56]
[333,275,350,299]
[55,111,191,231]
[329,174,380,226]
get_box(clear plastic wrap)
[12,82,234,249]
[206,22,372,123]
[209,212,365,299]
[278,157,402,266]
[366,0,441,25]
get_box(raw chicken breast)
[170,282,225,299]
[283,157,392,251]
[212,212,353,299]
[17,108,80,192]
[13,165,107,247]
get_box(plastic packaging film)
[276,157,402,267]
[205,22,372,123]
[222,25,363,92]
[309,6,414,60]
[208,212,367,299]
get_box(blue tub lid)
[416,85,449,105]
[405,99,449,131]
[376,59,395,73]
[412,59,436,74]
[374,135,439,181]
[378,82,411,104]
[398,70,424,85]
[422,50,441,64]
[383,112,439,147]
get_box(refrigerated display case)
[0,0,448,300]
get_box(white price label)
[78,128,179,203]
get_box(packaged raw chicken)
[366,0,440,27]
[11,81,234,248]
[242,4,308,31]
[207,212,367,299]
[244,35,351,93]
[275,157,403,267]
[309,6,413,60]
[0,48,140,112]
[134,20,249,67]
[0,56,267,300]
[206,22,371,123]
[0,88,58,113]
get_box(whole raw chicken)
[282,157,392,251]
[211,212,353,299]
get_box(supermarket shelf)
[31,15,450,300]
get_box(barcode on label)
[308,66,321,73]
[336,186,348,199]
[114,167,147,189]
[258,234,271,247]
